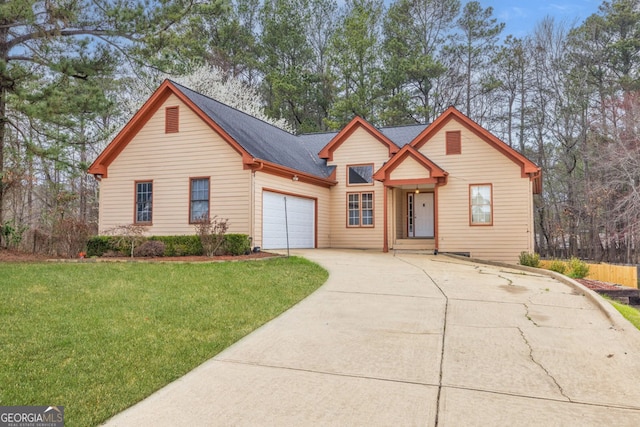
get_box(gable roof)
[171,82,333,179]
[88,80,335,183]
[318,116,401,160]
[373,145,448,185]
[411,106,540,178]
[89,82,540,193]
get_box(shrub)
[567,257,590,279]
[86,236,122,257]
[194,216,229,256]
[133,240,166,257]
[224,234,251,256]
[519,251,540,267]
[548,259,567,274]
[149,236,203,256]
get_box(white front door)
[412,192,434,238]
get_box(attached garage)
[262,191,315,249]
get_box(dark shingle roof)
[380,124,428,147]
[172,81,430,178]
[172,81,333,178]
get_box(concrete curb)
[442,253,632,330]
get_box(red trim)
[346,163,374,186]
[469,183,493,226]
[383,187,388,252]
[434,186,439,250]
[89,80,254,178]
[134,180,153,225]
[247,159,337,188]
[262,188,318,248]
[346,191,375,228]
[319,116,399,161]
[373,145,448,186]
[411,106,540,179]
[189,177,210,224]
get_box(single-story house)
[89,80,541,263]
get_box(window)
[348,192,374,227]
[446,130,461,155]
[190,178,210,223]
[135,181,153,223]
[347,164,373,185]
[165,106,179,133]
[470,184,492,225]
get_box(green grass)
[608,299,640,330]
[0,257,327,426]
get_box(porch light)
[292,175,299,181]
[415,187,420,194]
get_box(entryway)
[408,192,434,238]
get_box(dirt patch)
[575,278,624,291]
[0,249,51,262]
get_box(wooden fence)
[540,260,637,289]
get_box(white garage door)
[263,191,315,249]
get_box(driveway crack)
[517,326,572,402]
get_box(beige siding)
[420,120,534,263]
[252,172,331,248]
[389,157,431,180]
[328,127,389,249]
[99,94,251,236]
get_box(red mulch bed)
[0,249,279,263]
[575,278,623,291]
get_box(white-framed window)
[470,184,492,225]
[348,192,374,227]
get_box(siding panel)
[99,94,251,236]
[420,120,534,262]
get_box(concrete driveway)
[104,250,640,426]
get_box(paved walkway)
[103,250,640,426]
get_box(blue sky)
[479,0,603,37]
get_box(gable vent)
[165,106,179,133]
[446,130,461,155]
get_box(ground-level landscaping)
[0,257,327,426]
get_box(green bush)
[567,257,590,279]
[86,236,120,257]
[548,259,566,274]
[224,234,251,256]
[149,236,203,256]
[519,251,540,267]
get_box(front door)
[408,192,434,238]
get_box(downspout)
[250,161,264,250]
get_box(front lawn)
[608,299,640,330]
[0,257,327,426]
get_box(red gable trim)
[411,106,540,178]
[373,145,448,185]
[318,116,399,161]
[245,159,337,188]
[88,80,253,178]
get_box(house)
[89,80,541,263]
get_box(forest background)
[0,0,638,263]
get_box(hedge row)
[86,234,251,257]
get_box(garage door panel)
[263,192,315,249]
